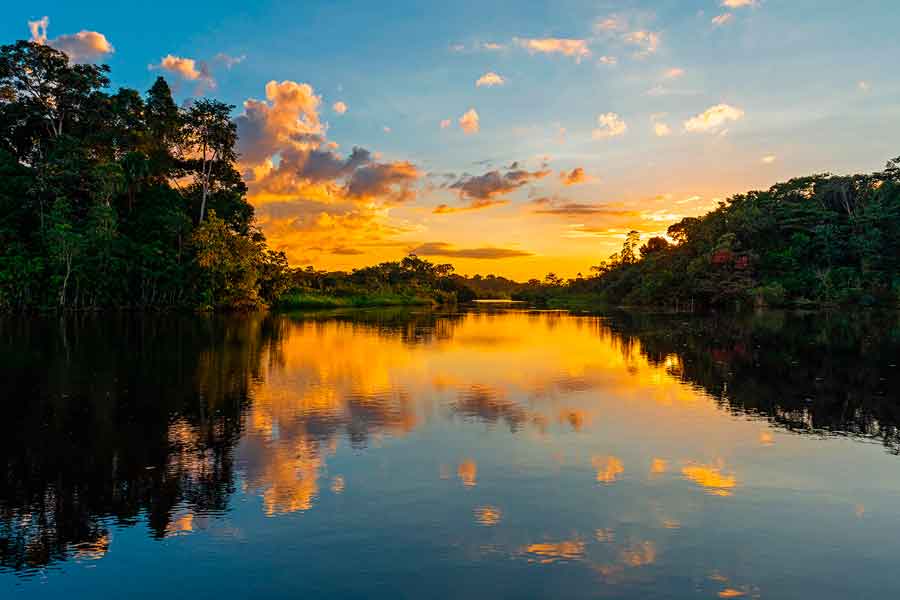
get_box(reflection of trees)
[602,311,900,453]
[0,314,283,573]
[451,385,530,432]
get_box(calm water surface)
[2,309,899,598]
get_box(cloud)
[663,67,685,79]
[712,13,734,26]
[623,31,660,57]
[858,80,871,92]
[515,38,591,62]
[236,80,324,164]
[331,246,365,255]
[433,199,507,214]
[595,16,626,32]
[412,242,532,259]
[761,155,776,164]
[654,122,672,137]
[440,119,452,129]
[449,166,551,202]
[214,53,246,69]
[533,200,635,217]
[598,55,618,65]
[332,101,348,115]
[482,42,506,51]
[592,113,627,139]
[234,79,424,265]
[560,167,589,185]
[459,108,480,134]
[684,104,745,133]
[151,55,215,92]
[28,16,114,63]
[476,72,505,87]
[722,0,756,7]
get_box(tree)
[183,99,237,222]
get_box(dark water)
[2,309,899,598]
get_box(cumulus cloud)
[592,113,627,139]
[459,108,480,134]
[515,38,591,62]
[234,79,423,264]
[151,55,215,91]
[712,14,734,27]
[476,72,505,87]
[28,16,114,63]
[560,167,589,185]
[411,242,532,259]
[332,101,348,114]
[623,31,660,57]
[683,104,745,133]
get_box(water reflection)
[2,309,899,598]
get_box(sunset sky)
[6,1,899,279]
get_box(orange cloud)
[151,54,215,91]
[476,72,505,87]
[459,108,480,134]
[332,101,348,114]
[28,16,114,63]
[412,242,532,259]
[516,37,591,62]
[593,112,627,138]
[560,167,589,185]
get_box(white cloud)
[332,101,348,115]
[654,122,672,137]
[712,13,734,27]
[722,0,756,7]
[214,53,246,69]
[592,113,627,139]
[459,108,480,134]
[28,16,114,63]
[515,38,591,62]
[476,72,505,87]
[598,55,618,66]
[858,80,871,92]
[684,104,745,133]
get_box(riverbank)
[274,291,434,310]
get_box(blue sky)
[4,1,899,277]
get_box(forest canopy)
[2,39,899,312]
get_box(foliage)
[513,161,900,308]
[0,40,285,311]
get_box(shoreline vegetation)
[2,40,899,314]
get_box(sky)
[4,1,900,279]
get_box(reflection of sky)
[7,311,900,598]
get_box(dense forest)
[517,158,900,309]
[4,39,899,313]
[0,40,473,312]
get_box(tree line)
[515,158,900,308]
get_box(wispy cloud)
[623,31,660,57]
[411,242,532,259]
[712,14,734,27]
